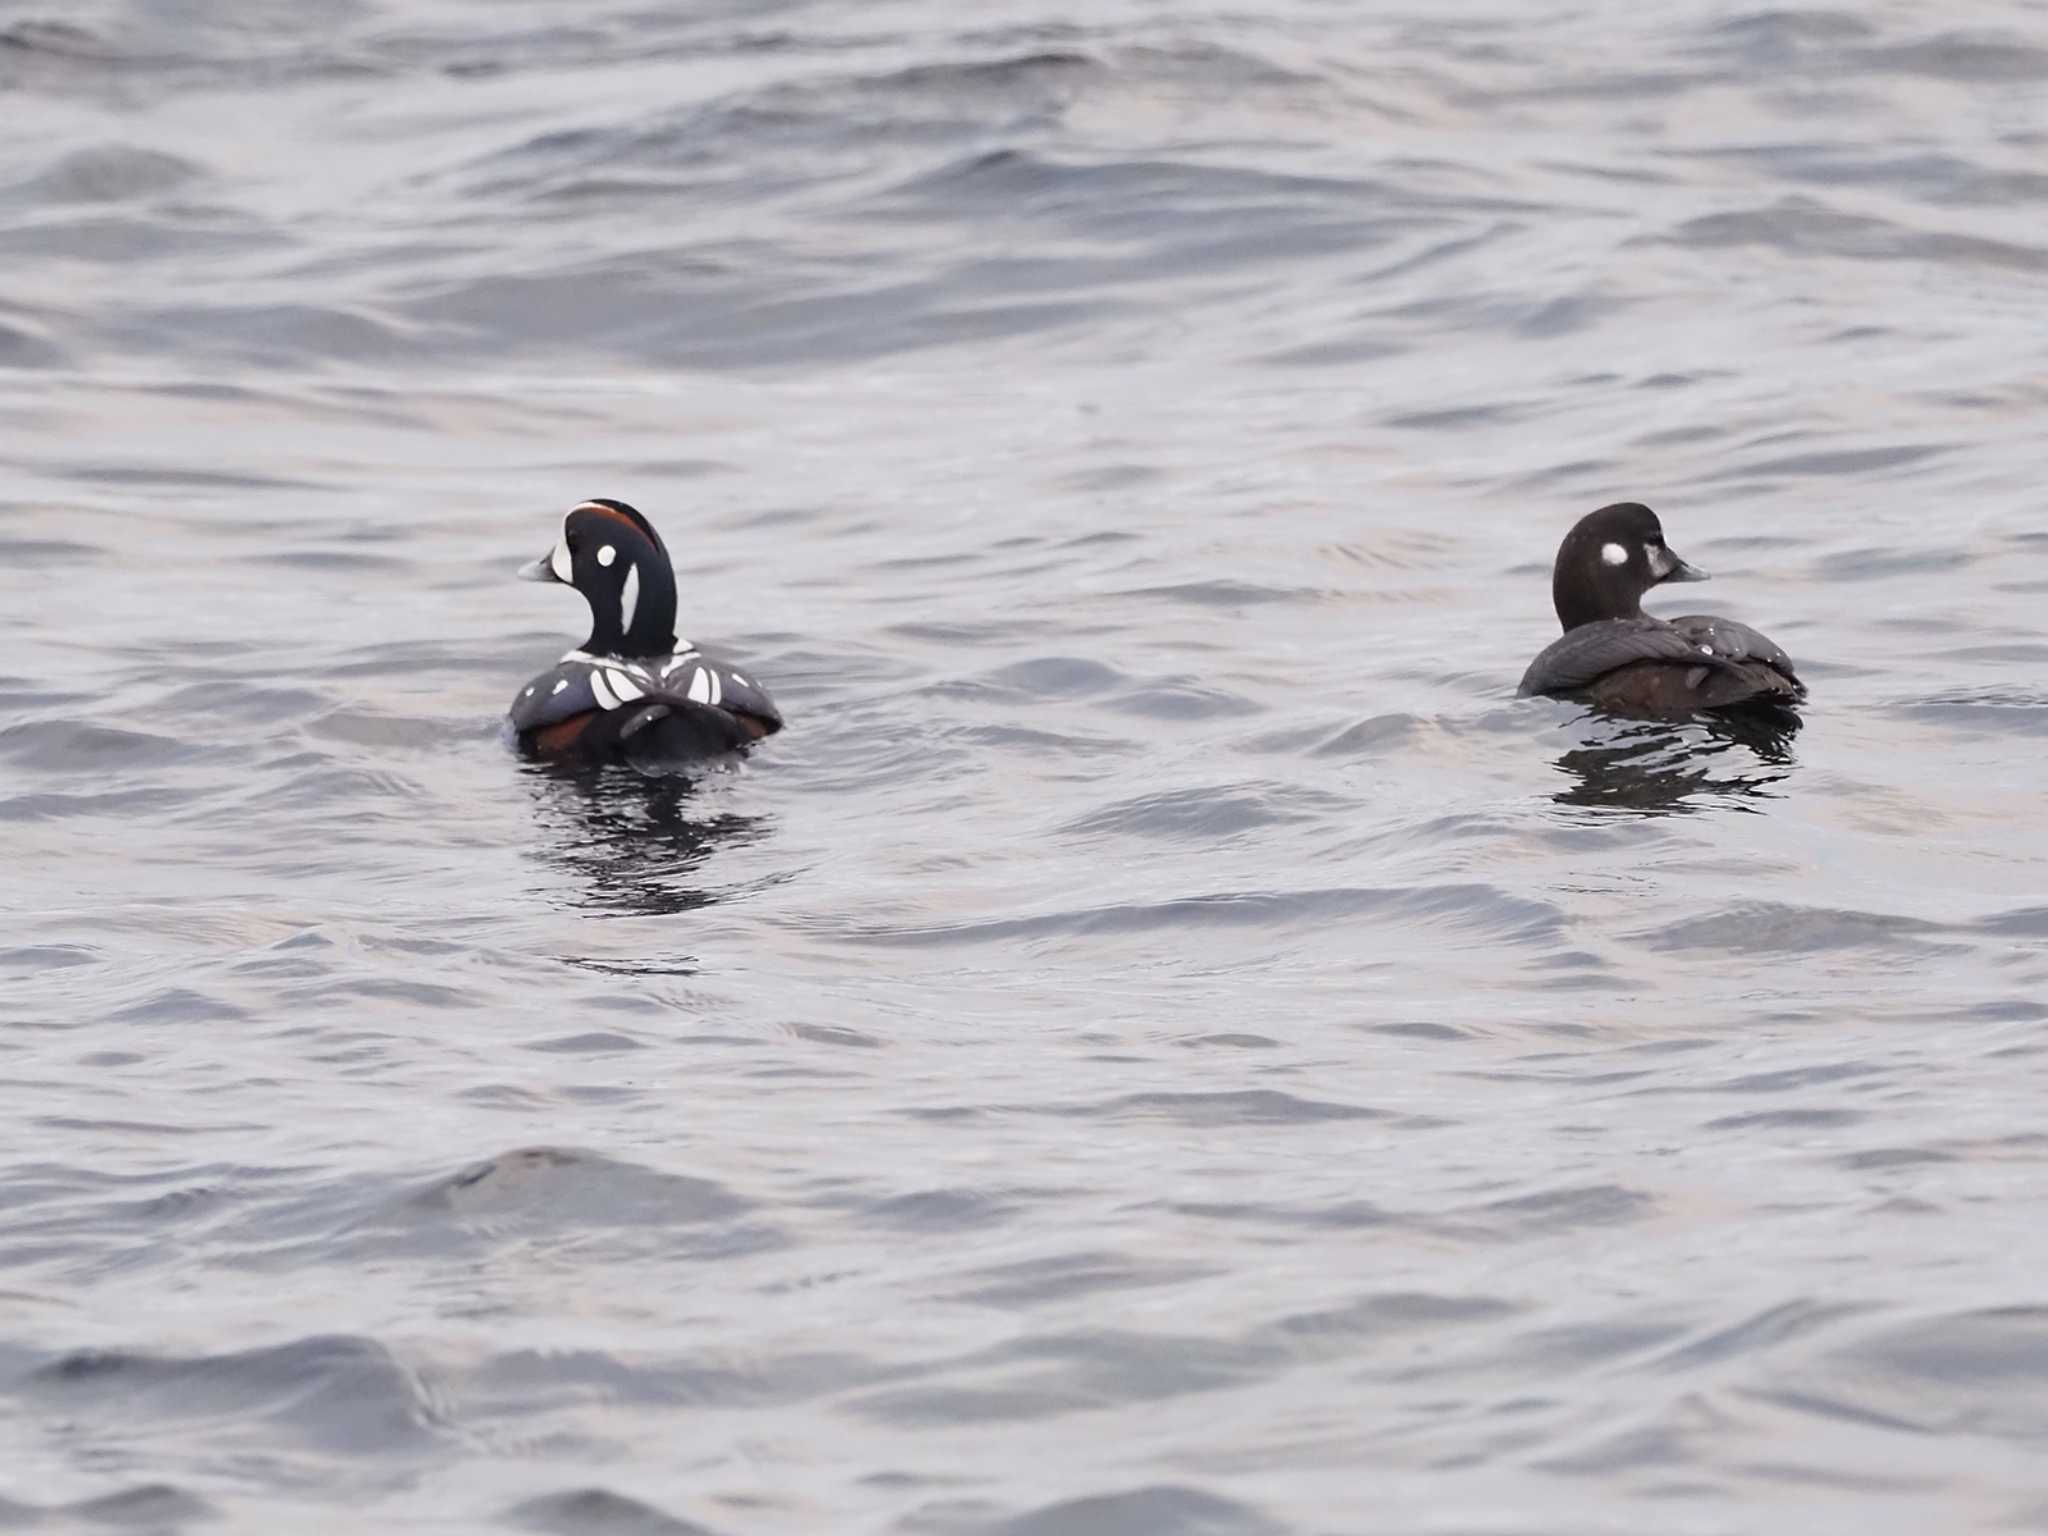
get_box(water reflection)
[1551,710,1801,815]
[520,762,766,917]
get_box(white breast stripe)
[708,669,722,706]
[561,648,656,675]
[687,667,712,704]
[620,563,640,633]
[590,671,621,710]
[606,669,644,701]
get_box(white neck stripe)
[620,562,640,633]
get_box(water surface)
[6,1,2048,1530]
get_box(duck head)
[519,498,680,657]
[1551,501,1708,631]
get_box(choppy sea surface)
[7,2,2048,1531]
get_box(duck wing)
[510,652,781,762]
[1667,613,1803,695]
[647,648,783,734]
[511,657,617,734]
[1518,617,1723,697]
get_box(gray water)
[6,2,2048,1531]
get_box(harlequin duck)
[509,498,782,762]
[1518,502,1805,717]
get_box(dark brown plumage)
[1520,503,1804,719]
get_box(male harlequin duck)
[509,498,782,762]
[1518,502,1805,717]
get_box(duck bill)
[518,541,571,583]
[1653,545,1709,583]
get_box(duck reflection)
[520,760,767,918]
[1551,709,1800,814]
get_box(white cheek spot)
[619,562,640,632]
[551,678,568,695]
[596,545,615,567]
[1600,541,1628,567]
[550,539,573,583]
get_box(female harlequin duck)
[510,498,782,762]
[1519,502,1805,717]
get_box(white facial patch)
[549,538,573,583]
[620,562,640,632]
[1647,544,1677,579]
[596,545,616,567]
[1600,541,1628,567]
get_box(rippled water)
[7,1,2048,1530]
